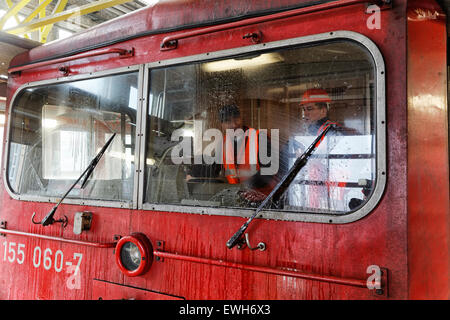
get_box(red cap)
[300,88,331,105]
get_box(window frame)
[3,64,145,209]
[139,31,387,224]
[2,31,386,223]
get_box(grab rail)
[8,47,134,74]
[153,250,370,289]
[0,227,116,248]
[160,0,391,50]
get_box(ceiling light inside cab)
[203,53,284,72]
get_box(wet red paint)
[407,0,450,299]
[0,0,448,300]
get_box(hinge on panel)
[0,221,6,237]
[242,31,262,44]
[155,240,165,262]
[59,66,70,76]
[160,40,177,51]
[118,47,135,59]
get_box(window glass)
[145,40,376,214]
[7,72,138,202]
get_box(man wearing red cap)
[300,88,337,136]
[286,88,343,210]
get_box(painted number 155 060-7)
[2,241,82,273]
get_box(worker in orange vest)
[218,104,275,205]
[219,104,260,185]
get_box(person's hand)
[238,189,266,207]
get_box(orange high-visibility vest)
[223,128,260,184]
[314,119,337,147]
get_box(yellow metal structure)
[0,0,32,29]
[21,0,53,25]
[5,0,21,26]
[39,0,46,40]
[5,0,29,39]
[40,0,68,43]
[1,0,133,42]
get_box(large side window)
[144,40,377,215]
[7,72,138,202]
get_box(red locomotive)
[0,0,448,300]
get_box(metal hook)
[242,31,262,44]
[237,233,266,251]
[31,211,68,228]
[31,212,40,224]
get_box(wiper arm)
[32,133,117,227]
[226,125,332,249]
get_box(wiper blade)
[32,133,117,227]
[226,125,332,249]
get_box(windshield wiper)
[226,125,332,249]
[32,133,117,227]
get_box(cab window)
[144,40,377,215]
[7,72,138,202]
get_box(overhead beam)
[5,0,29,39]
[40,0,68,43]
[5,0,22,26]
[22,0,53,25]
[39,0,46,38]
[0,0,32,29]
[1,3,90,32]
[3,0,134,35]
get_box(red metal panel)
[91,279,184,300]
[407,0,450,299]
[0,202,130,299]
[7,0,332,69]
[159,0,387,50]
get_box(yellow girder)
[40,0,68,43]
[0,0,32,29]
[5,0,21,26]
[39,0,46,36]
[5,0,29,39]
[21,0,53,25]
[3,0,133,35]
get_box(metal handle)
[160,0,391,50]
[0,225,116,248]
[8,47,134,73]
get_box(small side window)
[144,39,378,216]
[7,72,138,202]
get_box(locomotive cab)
[0,0,448,300]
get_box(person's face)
[301,103,327,123]
[221,116,242,131]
